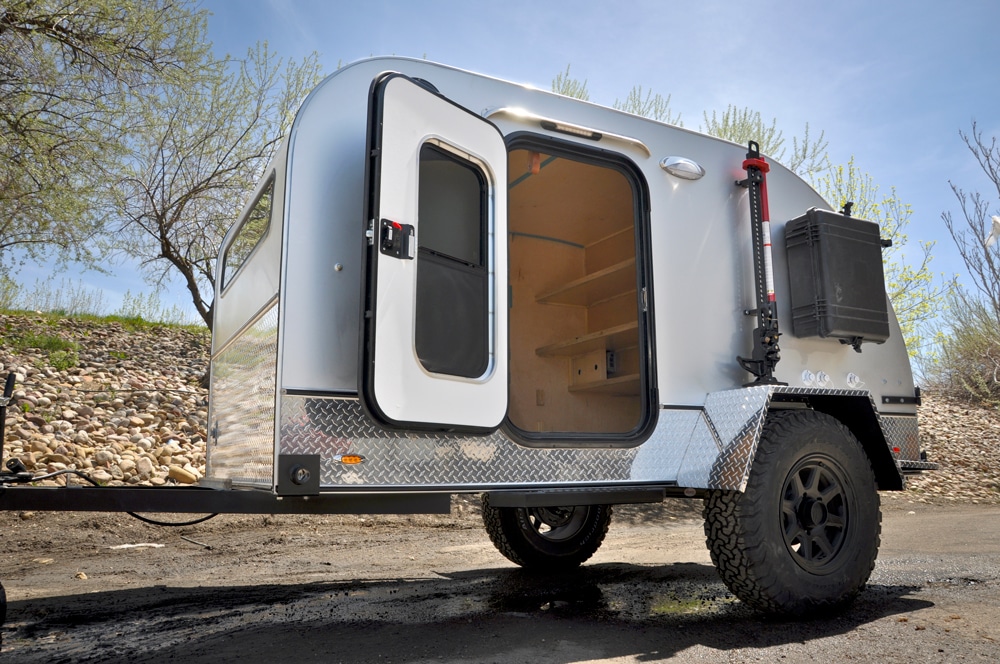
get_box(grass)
[3,329,82,371]
[9,331,78,353]
[1,275,203,328]
[1,282,209,374]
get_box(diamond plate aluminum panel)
[899,460,938,471]
[675,413,726,488]
[271,385,920,492]
[207,304,279,487]
[771,386,874,400]
[704,387,772,491]
[630,410,708,483]
[703,386,924,491]
[881,415,920,461]
[280,396,637,487]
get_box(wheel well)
[776,395,902,491]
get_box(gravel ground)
[3,498,1000,662]
[1,312,997,501]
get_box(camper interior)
[505,145,646,439]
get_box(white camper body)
[208,57,924,499]
[205,57,934,615]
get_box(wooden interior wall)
[507,150,642,435]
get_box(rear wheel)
[703,409,881,616]
[482,495,612,571]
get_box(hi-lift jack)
[737,141,786,386]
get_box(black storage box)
[784,207,890,345]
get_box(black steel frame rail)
[0,486,451,515]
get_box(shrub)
[49,349,79,371]
[932,290,1000,407]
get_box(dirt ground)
[2,494,1000,663]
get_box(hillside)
[1,313,210,487]
[0,312,995,502]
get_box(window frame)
[222,174,275,291]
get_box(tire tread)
[703,410,881,616]
[481,495,612,571]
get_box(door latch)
[379,219,415,259]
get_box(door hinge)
[366,220,375,245]
[641,287,648,312]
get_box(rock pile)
[1,314,209,487]
[1,313,997,502]
[905,391,1000,503]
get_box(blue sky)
[198,0,996,284]
[20,0,999,320]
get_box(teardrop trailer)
[0,57,935,619]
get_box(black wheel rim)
[525,506,588,542]
[780,454,850,573]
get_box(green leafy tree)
[701,105,827,178]
[702,105,784,156]
[551,64,589,100]
[0,0,209,267]
[613,86,682,125]
[106,43,322,329]
[815,158,948,359]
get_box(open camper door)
[362,73,508,432]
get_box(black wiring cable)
[125,512,218,527]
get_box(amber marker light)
[333,454,365,465]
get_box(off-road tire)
[703,409,881,617]
[481,495,612,571]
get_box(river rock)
[168,465,198,484]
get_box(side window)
[223,176,274,288]
[414,143,489,378]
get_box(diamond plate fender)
[704,386,910,492]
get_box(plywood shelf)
[568,373,641,395]
[535,258,636,306]
[535,321,638,357]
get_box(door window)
[415,144,489,378]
